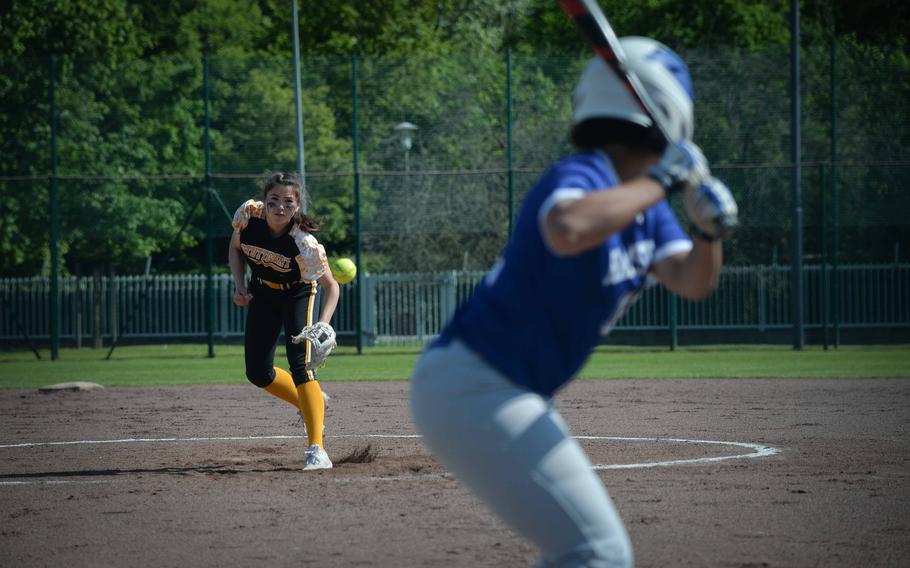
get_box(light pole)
[394,121,418,172]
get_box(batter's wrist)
[689,225,719,243]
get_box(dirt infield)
[1,378,909,567]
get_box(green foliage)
[505,0,791,52]
[260,0,518,56]
[0,0,150,57]
[208,56,353,247]
[0,0,907,275]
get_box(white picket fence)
[1,264,908,346]
[0,271,485,346]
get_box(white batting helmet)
[572,37,694,141]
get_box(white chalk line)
[0,435,317,449]
[577,436,780,470]
[0,479,129,486]
[0,434,779,486]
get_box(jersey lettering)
[602,240,655,286]
[240,243,293,273]
[603,248,637,286]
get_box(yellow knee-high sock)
[296,381,325,448]
[263,367,300,408]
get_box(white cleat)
[304,444,333,471]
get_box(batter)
[410,37,739,566]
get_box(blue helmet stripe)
[647,47,693,99]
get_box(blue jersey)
[438,150,692,397]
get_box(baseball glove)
[291,322,337,369]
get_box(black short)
[243,281,318,387]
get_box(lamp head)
[394,121,418,150]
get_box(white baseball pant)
[410,339,633,568]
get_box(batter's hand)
[648,140,710,196]
[685,176,739,241]
[233,288,253,306]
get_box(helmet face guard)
[573,37,694,143]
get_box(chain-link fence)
[1,45,908,352]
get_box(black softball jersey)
[231,199,327,289]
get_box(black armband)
[689,226,719,243]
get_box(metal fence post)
[352,53,364,353]
[361,273,373,346]
[830,39,841,348]
[203,54,215,358]
[790,0,805,349]
[49,54,60,359]
[506,49,514,238]
[758,266,767,332]
[820,163,829,349]
[669,290,678,351]
[291,0,306,185]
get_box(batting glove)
[685,176,739,241]
[648,140,710,196]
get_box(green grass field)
[1,344,908,389]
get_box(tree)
[1,0,907,276]
[0,0,153,275]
